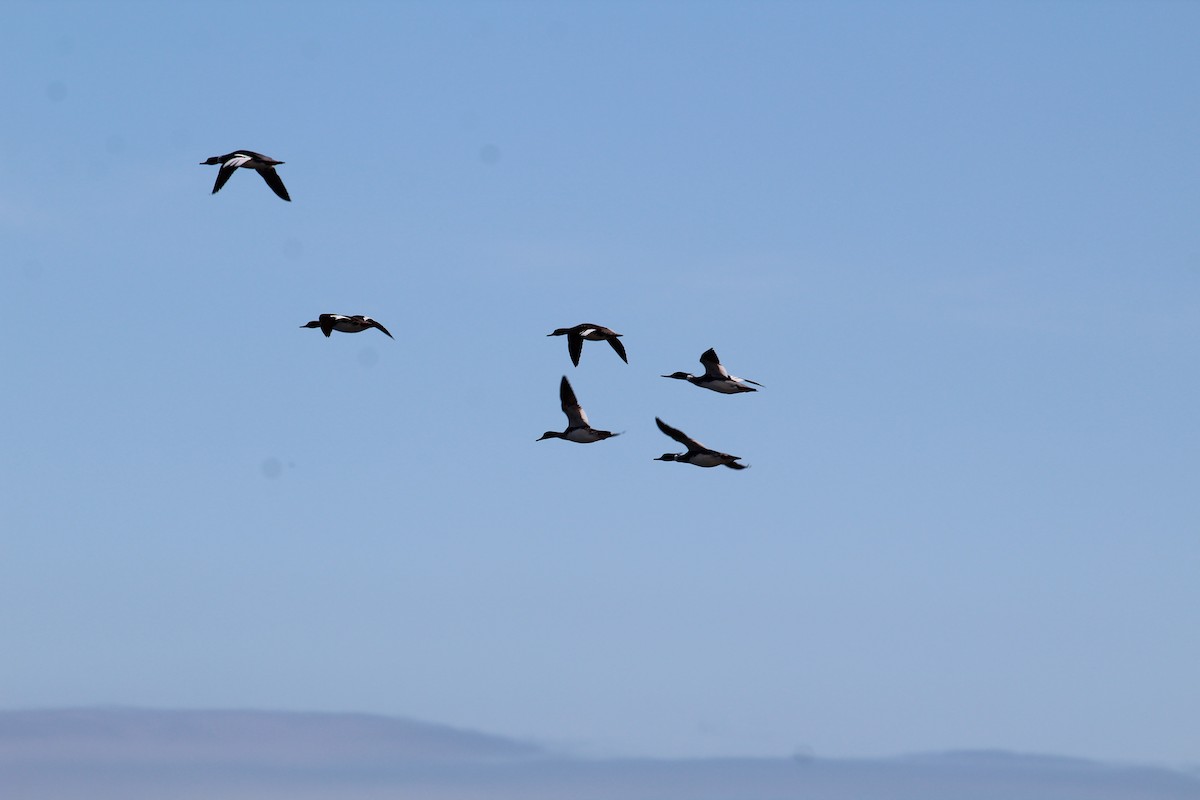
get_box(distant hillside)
[0,707,541,767]
[2,708,1198,800]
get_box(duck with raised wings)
[662,348,762,394]
[653,417,748,469]
[538,376,620,443]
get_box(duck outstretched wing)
[608,336,628,364]
[257,166,291,201]
[560,376,589,427]
[655,417,703,451]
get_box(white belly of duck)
[565,428,607,443]
[703,379,752,394]
[687,453,732,467]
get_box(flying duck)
[653,417,748,469]
[301,314,393,339]
[662,348,763,394]
[200,150,291,201]
[538,376,620,443]
[547,323,628,367]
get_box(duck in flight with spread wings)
[301,314,393,339]
[662,348,762,394]
[200,150,291,201]
[547,323,628,367]
[653,417,748,469]
[537,376,620,443]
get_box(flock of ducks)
[202,151,760,470]
[539,324,759,470]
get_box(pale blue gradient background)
[2,0,1197,764]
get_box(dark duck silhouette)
[301,314,393,339]
[547,323,627,367]
[201,150,290,201]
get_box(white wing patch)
[565,402,589,428]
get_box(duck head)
[661,372,693,380]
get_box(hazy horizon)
[4,708,1199,800]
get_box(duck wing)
[607,336,628,363]
[567,332,583,367]
[559,376,589,427]
[699,348,731,379]
[211,153,253,194]
[318,313,340,337]
[211,163,239,194]
[655,417,704,452]
[355,316,393,339]
[257,166,291,201]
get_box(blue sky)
[2,0,1198,765]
